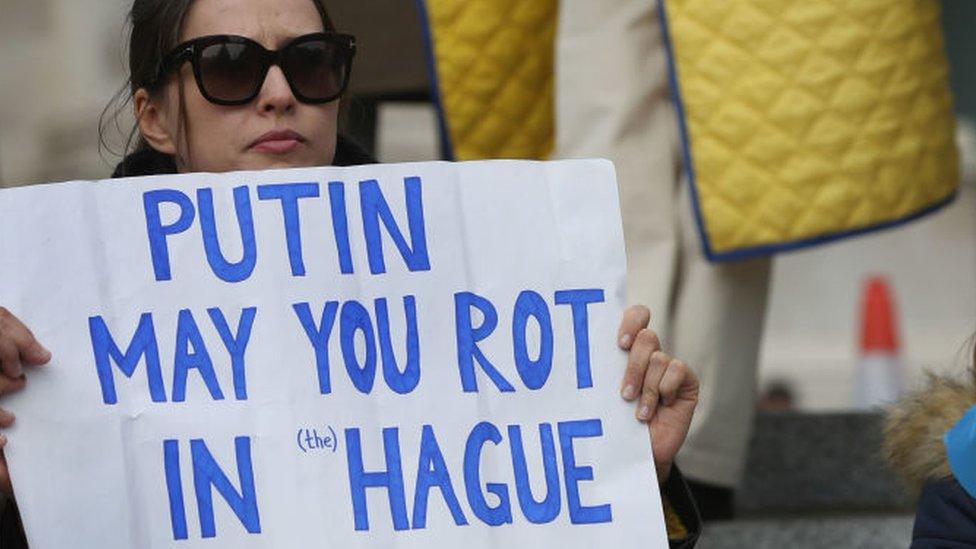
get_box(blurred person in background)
[552,0,957,522]
[756,380,796,413]
[885,339,976,547]
[554,0,770,520]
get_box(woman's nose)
[256,65,296,114]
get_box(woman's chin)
[182,149,330,174]
[239,152,322,172]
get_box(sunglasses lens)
[198,42,265,103]
[283,38,349,101]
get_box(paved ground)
[698,515,914,548]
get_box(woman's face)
[139,0,339,173]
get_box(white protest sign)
[0,159,666,548]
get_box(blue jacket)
[884,368,976,548]
[912,476,976,548]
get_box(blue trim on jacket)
[413,0,455,161]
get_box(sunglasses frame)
[158,32,356,106]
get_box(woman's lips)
[248,130,306,154]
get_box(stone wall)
[0,0,131,187]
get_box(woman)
[0,0,700,546]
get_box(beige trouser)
[554,0,771,488]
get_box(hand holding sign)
[0,308,52,497]
[617,306,699,484]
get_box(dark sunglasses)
[156,32,356,106]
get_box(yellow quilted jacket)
[417,0,959,261]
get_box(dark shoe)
[685,479,735,521]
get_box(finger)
[0,337,21,380]
[0,307,52,374]
[617,305,650,350]
[658,359,689,407]
[638,351,671,421]
[621,328,659,400]
[0,445,9,498]
[0,375,26,399]
[0,408,13,429]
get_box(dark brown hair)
[100,0,336,168]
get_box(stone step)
[699,515,914,549]
[735,412,914,514]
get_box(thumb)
[0,443,11,499]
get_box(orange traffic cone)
[855,276,904,408]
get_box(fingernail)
[622,385,636,400]
[638,406,651,420]
[0,435,7,447]
[619,334,631,348]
